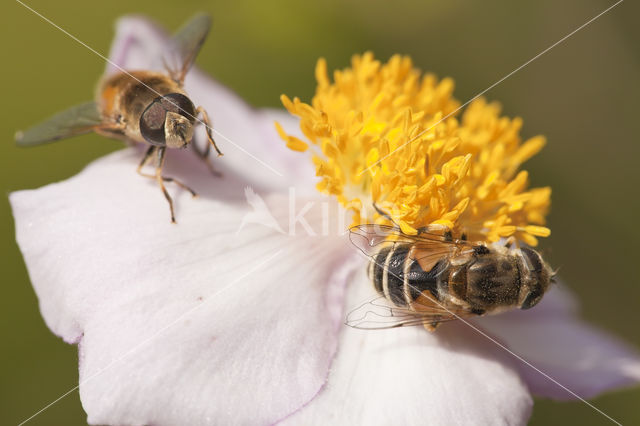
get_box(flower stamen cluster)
[278,52,551,245]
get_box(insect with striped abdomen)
[15,13,222,223]
[347,223,554,331]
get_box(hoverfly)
[347,223,553,331]
[15,13,222,223]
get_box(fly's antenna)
[372,202,393,221]
[372,202,402,231]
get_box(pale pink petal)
[477,285,640,399]
[107,16,316,193]
[283,275,533,425]
[106,15,167,74]
[10,147,355,425]
[254,108,317,194]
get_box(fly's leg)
[196,106,223,156]
[191,106,223,176]
[372,202,402,231]
[191,133,222,177]
[137,145,156,172]
[154,147,176,223]
[137,145,197,223]
[504,236,519,249]
[138,146,197,196]
[95,122,134,145]
[136,146,175,222]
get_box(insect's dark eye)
[161,93,196,119]
[521,247,543,273]
[140,98,167,146]
[139,93,196,146]
[521,289,542,310]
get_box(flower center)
[277,52,551,246]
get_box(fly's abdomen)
[369,244,446,307]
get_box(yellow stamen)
[277,53,552,245]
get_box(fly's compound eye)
[162,93,196,119]
[140,93,196,146]
[521,289,542,310]
[520,247,543,273]
[140,97,168,146]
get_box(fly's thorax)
[461,244,552,313]
[446,262,468,301]
[462,244,522,312]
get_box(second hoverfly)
[347,224,553,331]
[15,13,222,223]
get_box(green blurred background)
[2,0,639,424]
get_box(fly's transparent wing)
[164,13,212,83]
[15,102,102,146]
[349,224,418,258]
[347,224,478,330]
[345,293,479,330]
[345,295,427,329]
[349,224,470,268]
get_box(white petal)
[11,148,356,425]
[282,273,533,426]
[477,285,640,399]
[107,16,316,192]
